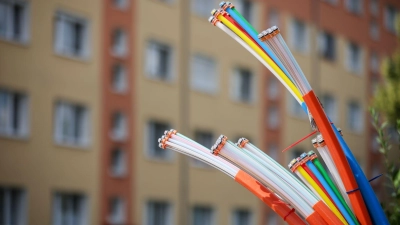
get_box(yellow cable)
[297,166,348,225]
[217,15,304,102]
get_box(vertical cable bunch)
[203,1,388,224]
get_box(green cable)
[313,158,359,224]
[232,8,258,33]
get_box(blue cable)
[332,124,389,225]
[224,7,296,85]
[305,161,357,225]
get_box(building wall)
[100,0,135,224]
[0,0,103,224]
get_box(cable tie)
[282,130,317,152]
[346,174,383,194]
[283,208,296,221]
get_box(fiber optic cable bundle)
[203,1,388,224]
[158,130,346,224]
[158,130,306,225]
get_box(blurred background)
[0,0,399,224]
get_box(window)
[289,18,309,53]
[113,0,129,9]
[146,201,172,225]
[0,187,27,225]
[324,0,338,5]
[321,95,337,123]
[318,31,336,61]
[268,9,279,27]
[190,54,218,94]
[52,193,87,225]
[265,211,278,225]
[346,42,363,74]
[0,89,29,138]
[111,112,127,141]
[236,0,255,25]
[347,101,363,132]
[192,206,213,225]
[346,0,363,14]
[145,41,173,81]
[369,20,379,40]
[112,29,128,57]
[231,68,255,103]
[0,0,29,42]
[54,101,90,147]
[384,5,398,33]
[110,148,127,177]
[108,197,126,225]
[287,94,306,118]
[112,64,128,93]
[266,78,279,100]
[54,11,89,58]
[192,131,213,167]
[370,0,379,16]
[267,105,279,129]
[370,52,379,74]
[233,209,251,225]
[191,0,215,18]
[146,121,172,160]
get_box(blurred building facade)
[0,0,399,225]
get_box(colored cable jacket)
[331,124,389,225]
[163,134,306,225]
[235,170,306,225]
[212,20,303,105]
[317,144,351,208]
[302,165,333,204]
[304,90,372,225]
[224,7,294,84]
[219,141,314,218]
[216,14,304,102]
[313,158,358,224]
[240,142,319,208]
[243,142,319,202]
[221,13,300,98]
[306,161,357,225]
[297,166,347,225]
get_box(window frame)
[347,101,364,133]
[231,67,256,104]
[0,0,30,44]
[110,111,127,141]
[108,197,126,224]
[145,120,174,161]
[54,10,90,60]
[145,40,174,82]
[111,64,128,94]
[232,208,252,225]
[346,0,364,15]
[190,53,218,95]
[0,186,27,225]
[289,18,309,54]
[145,200,173,225]
[0,89,29,139]
[192,205,215,225]
[111,28,128,58]
[110,148,127,177]
[53,100,91,148]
